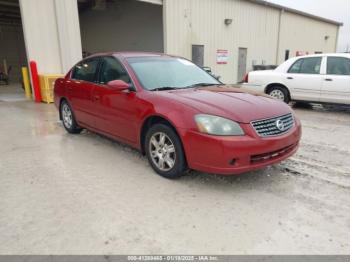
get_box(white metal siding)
[19,0,82,74]
[164,0,340,84]
[164,0,280,83]
[278,11,339,64]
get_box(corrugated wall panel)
[164,0,191,58]
[164,0,280,83]
[164,0,339,84]
[278,11,338,64]
[231,0,280,82]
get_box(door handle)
[287,77,293,80]
[93,95,100,101]
[325,78,333,81]
[67,86,73,91]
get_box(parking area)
[0,84,349,255]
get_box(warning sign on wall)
[217,49,229,64]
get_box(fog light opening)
[229,159,236,166]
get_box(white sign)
[217,50,229,64]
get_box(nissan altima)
[54,52,302,178]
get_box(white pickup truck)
[243,54,350,105]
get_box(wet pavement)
[0,84,349,254]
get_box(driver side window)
[99,57,131,84]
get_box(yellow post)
[22,67,32,99]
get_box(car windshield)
[126,56,220,91]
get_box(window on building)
[72,58,100,82]
[288,57,322,74]
[327,57,350,75]
[192,45,204,67]
[99,57,131,84]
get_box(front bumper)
[180,119,302,175]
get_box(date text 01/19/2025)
[127,255,219,261]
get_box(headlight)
[194,114,244,136]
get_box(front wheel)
[145,124,187,179]
[267,86,290,104]
[60,100,82,134]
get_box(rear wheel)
[145,124,186,179]
[60,100,82,134]
[267,86,290,104]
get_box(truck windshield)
[126,56,220,91]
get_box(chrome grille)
[251,113,294,137]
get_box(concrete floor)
[0,84,350,254]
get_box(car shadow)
[80,129,294,192]
[292,102,350,113]
[180,165,291,190]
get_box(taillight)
[243,73,249,83]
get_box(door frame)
[237,47,248,83]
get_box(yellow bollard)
[22,67,32,99]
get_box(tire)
[267,86,290,104]
[60,100,82,134]
[145,124,187,179]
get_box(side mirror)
[202,66,212,74]
[107,80,130,91]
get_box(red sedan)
[54,52,301,178]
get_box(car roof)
[86,51,174,59]
[296,53,350,59]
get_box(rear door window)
[288,57,322,74]
[72,58,100,82]
[327,57,350,75]
[288,59,303,74]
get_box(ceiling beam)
[0,13,20,18]
[0,1,19,8]
[0,6,20,13]
[0,17,20,22]
[137,0,162,5]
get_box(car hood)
[156,86,292,123]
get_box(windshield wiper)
[184,83,222,88]
[151,83,223,91]
[151,86,178,91]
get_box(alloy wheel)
[62,103,73,129]
[149,132,176,171]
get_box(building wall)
[0,24,26,81]
[277,11,339,64]
[164,0,340,84]
[19,0,82,75]
[80,0,164,54]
